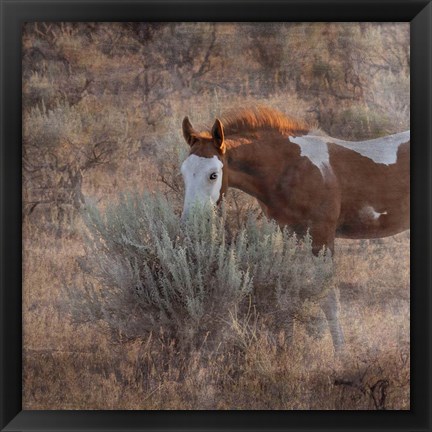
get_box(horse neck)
[224,132,300,203]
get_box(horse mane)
[218,106,310,137]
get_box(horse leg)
[321,286,344,353]
[310,223,344,351]
[312,232,335,256]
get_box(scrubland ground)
[22,214,410,410]
[22,22,410,409]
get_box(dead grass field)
[22,174,410,410]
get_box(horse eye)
[209,173,218,180]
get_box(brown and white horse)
[180,106,410,350]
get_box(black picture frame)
[1,0,431,431]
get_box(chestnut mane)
[217,106,310,137]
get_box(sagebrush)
[70,193,333,350]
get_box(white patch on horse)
[291,130,409,172]
[289,135,331,177]
[329,130,409,165]
[181,155,223,219]
[359,205,388,221]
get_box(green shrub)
[71,193,333,350]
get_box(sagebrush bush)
[70,192,333,350]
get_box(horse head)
[180,116,228,220]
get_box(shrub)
[23,98,140,234]
[70,193,333,351]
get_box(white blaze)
[181,155,223,219]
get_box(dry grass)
[22,198,409,410]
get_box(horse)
[179,106,410,351]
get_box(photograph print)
[22,22,410,410]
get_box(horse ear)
[182,116,197,146]
[211,118,225,153]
